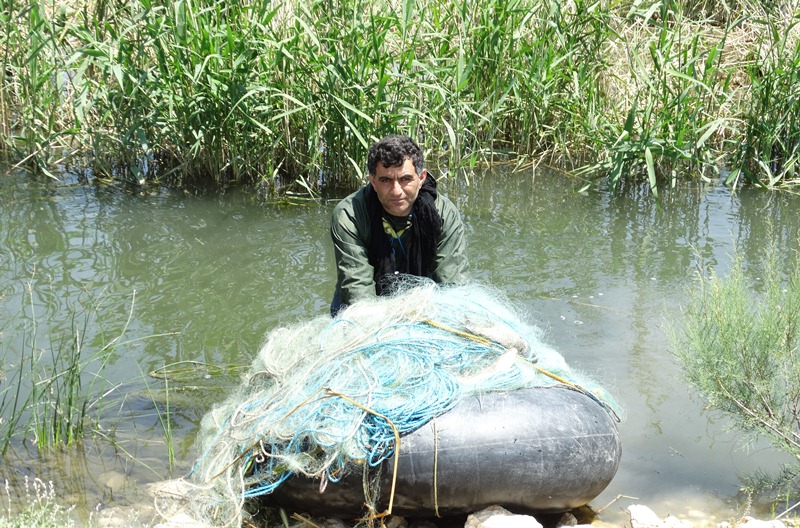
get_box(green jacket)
[331,185,468,305]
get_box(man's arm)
[331,193,377,305]
[431,194,468,284]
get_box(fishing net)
[172,279,622,527]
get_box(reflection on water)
[1,168,799,523]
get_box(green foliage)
[727,15,800,187]
[577,0,736,194]
[671,246,800,466]
[0,0,75,176]
[0,283,111,452]
[0,478,75,528]
[0,285,175,454]
[2,0,800,192]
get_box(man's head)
[367,135,424,176]
[367,135,427,217]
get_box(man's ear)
[419,169,427,182]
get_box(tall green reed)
[4,0,800,193]
[0,284,175,454]
[515,0,610,165]
[1,0,75,175]
[64,0,279,183]
[578,0,735,194]
[4,0,619,189]
[727,14,800,187]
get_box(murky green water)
[1,167,799,524]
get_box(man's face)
[369,158,426,217]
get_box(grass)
[0,281,121,452]
[577,0,739,195]
[727,13,800,187]
[1,477,76,528]
[138,363,175,471]
[669,243,800,496]
[1,0,800,193]
[0,283,179,462]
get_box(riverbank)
[5,466,793,528]
[1,460,795,528]
[77,478,792,528]
[139,501,797,528]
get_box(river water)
[1,166,798,525]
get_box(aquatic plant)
[0,0,75,176]
[139,364,176,471]
[2,0,800,192]
[0,284,176,454]
[0,282,108,451]
[727,14,800,187]
[577,0,736,194]
[670,244,800,491]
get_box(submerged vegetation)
[0,283,177,462]
[670,245,800,499]
[1,0,799,193]
[0,282,108,454]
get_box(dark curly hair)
[367,135,424,176]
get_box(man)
[330,135,467,315]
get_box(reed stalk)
[139,365,176,471]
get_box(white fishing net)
[159,280,621,527]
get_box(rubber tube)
[258,386,622,517]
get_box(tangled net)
[174,280,622,527]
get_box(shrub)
[670,245,800,479]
